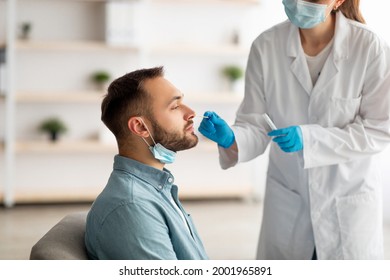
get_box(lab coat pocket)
[328,96,362,128]
[335,191,383,259]
[263,179,301,250]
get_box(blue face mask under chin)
[139,118,177,164]
[148,143,176,164]
[282,0,336,29]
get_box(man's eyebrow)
[167,93,184,106]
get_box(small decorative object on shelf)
[92,70,111,91]
[38,117,68,142]
[222,65,244,95]
[19,22,32,40]
[231,29,240,45]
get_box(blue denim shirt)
[85,155,208,260]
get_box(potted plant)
[20,22,32,40]
[222,65,244,95]
[39,117,67,142]
[91,70,111,91]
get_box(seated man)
[85,66,208,260]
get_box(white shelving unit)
[1,0,263,206]
[2,0,16,207]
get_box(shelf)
[1,0,260,3]
[14,140,117,154]
[186,92,243,104]
[179,185,253,200]
[154,0,260,5]
[13,40,247,56]
[16,91,104,103]
[14,91,242,104]
[15,40,140,52]
[151,44,249,56]
[0,184,252,205]
[13,139,219,154]
[0,188,101,204]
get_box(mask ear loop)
[138,117,157,147]
[325,0,338,20]
[331,0,338,11]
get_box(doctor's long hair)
[338,0,365,24]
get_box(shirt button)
[158,185,163,190]
[168,177,173,183]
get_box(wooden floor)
[1,199,390,260]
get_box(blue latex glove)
[268,126,303,153]
[198,111,235,148]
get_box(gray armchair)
[30,212,89,260]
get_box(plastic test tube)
[262,113,277,130]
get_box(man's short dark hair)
[101,66,164,144]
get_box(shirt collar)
[113,155,175,192]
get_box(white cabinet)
[1,0,265,206]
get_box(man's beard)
[150,117,198,152]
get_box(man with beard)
[85,67,208,260]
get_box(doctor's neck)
[300,14,336,56]
[300,13,336,46]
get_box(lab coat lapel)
[312,52,339,94]
[287,25,313,95]
[313,12,349,94]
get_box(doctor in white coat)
[199,0,390,259]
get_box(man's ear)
[127,117,150,138]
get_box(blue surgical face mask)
[282,0,336,29]
[139,118,176,164]
[148,143,177,164]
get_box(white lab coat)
[220,12,390,259]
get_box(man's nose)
[183,104,195,120]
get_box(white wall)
[0,0,287,202]
[140,0,287,94]
[361,1,390,42]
